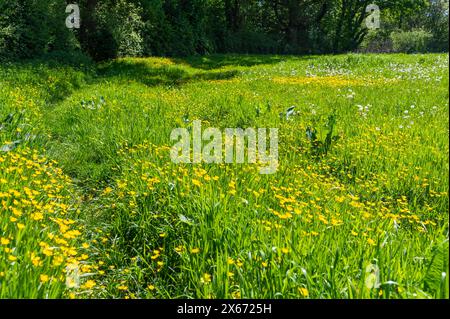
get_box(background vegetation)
[1,0,448,61]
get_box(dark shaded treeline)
[0,0,448,61]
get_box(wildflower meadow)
[0,53,448,299]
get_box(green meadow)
[0,53,448,299]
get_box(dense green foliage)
[1,0,448,60]
[391,30,434,53]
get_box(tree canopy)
[0,0,448,60]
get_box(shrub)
[223,30,279,54]
[104,1,144,58]
[0,0,77,60]
[359,30,393,53]
[391,29,433,53]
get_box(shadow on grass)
[173,54,285,70]
[1,54,288,95]
[96,58,241,87]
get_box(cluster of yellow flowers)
[272,76,368,87]
[0,148,96,298]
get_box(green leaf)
[424,241,449,298]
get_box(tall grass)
[0,54,448,299]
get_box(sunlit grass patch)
[271,75,400,87]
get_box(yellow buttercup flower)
[299,287,309,297]
[192,179,202,187]
[83,280,96,289]
[40,274,49,283]
[201,273,212,284]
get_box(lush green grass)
[0,54,448,299]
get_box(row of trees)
[0,0,448,61]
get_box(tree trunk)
[78,0,98,58]
[286,0,303,51]
[225,0,241,32]
[333,0,346,53]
